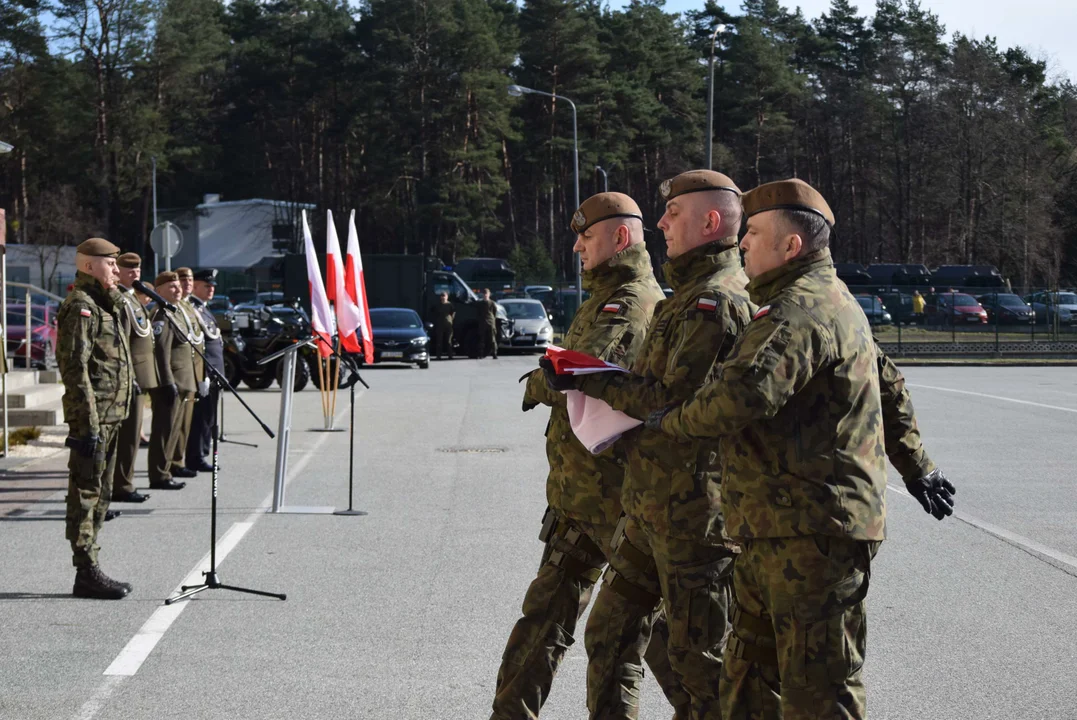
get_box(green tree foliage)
[1,0,1077,286]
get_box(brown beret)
[117,252,142,268]
[155,271,179,286]
[741,178,835,226]
[175,267,193,278]
[659,170,741,202]
[76,238,121,257]
[571,192,643,234]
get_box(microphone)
[132,280,178,312]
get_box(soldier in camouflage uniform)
[544,171,754,719]
[111,252,156,504]
[169,267,205,479]
[432,292,455,359]
[491,192,682,720]
[644,180,956,720]
[58,238,134,599]
[147,272,190,491]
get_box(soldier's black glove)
[164,383,178,401]
[904,467,956,521]
[644,407,674,432]
[65,435,99,458]
[539,357,577,392]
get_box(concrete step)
[9,384,65,409]
[3,407,62,428]
[1,371,42,391]
[37,370,61,384]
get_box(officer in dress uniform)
[185,269,224,472]
[169,268,205,478]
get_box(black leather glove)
[539,356,577,392]
[65,434,99,458]
[904,467,956,521]
[644,407,674,432]
[164,383,178,401]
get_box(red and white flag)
[344,210,374,364]
[302,210,334,358]
[325,210,363,354]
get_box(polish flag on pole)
[344,210,374,364]
[301,210,334,358]
[325,210,363,354]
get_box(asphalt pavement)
[0,358,1075,719]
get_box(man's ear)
[785,233,803,259]
[707,210,722,235]
[617,224,631,251]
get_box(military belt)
[603,567,661,609]
[617,536,654,574]
[727,633,778,667]
[551,553,603,584]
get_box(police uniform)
[169,268,205,478]
[651,180,886,720]
[185,269,224,471]
[112,253,157,502]
[147,271,190,490]
[491,193,684,720]
[58,238,134,599]
[571,171,755,719]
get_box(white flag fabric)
[302,210,334,358]
[344,210,375,364]
[325,210,363,354]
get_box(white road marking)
[907,383,1077,414]
[889,484,1077,575]
[77,402,353,719]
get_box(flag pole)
[329,337,340,420]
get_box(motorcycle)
[220,303,318,391]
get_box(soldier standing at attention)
[432,292,455,360]
[644,179,955,720]
[543,171,754,719]
[111,252,156,504]
[491,193,684,720]
[58,238,134,599]
[185,269,223,472]
[479,288,499,359]
[169,267,205,478]
[147,272,189,491]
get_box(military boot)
[73,565,129,600]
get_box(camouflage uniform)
[432,302,456,358]
[113,285,158,496]
[575,241,754,719]
[492,243,680,720]
[170,298,205,474]
[480,298,499,358]
[58,272,133,568]
[655,249,886,720]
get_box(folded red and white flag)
[542,346,640,453]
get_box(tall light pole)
[706,24,727,170]
[0,140,12,457]
[508,83,582,309]
[595,164,615,193]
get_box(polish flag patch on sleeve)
[752,305,771,321]
[696,297,718,312]
[602,302,621,313]
[79,308,92,318]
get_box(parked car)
[369,308,430,368]
[5,304,57,369]
[1023,291,1077,325]
[228,287,258,304]
[523,285,553,297]
[976,293,1035,325]
[854,295,892,325]
[499,298,554,352]
[208,295,233,315]
[925,292,988,325]
[529,288,591,327]
[875,291,922,325]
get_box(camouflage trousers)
[65,422,122,568]
[492,511,687,720]
[721,536,879,720]
[586,514,735,720]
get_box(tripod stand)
[162,304,283,605]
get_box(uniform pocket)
[669,556,734,652]
[791,569,868,688]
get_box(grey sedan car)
[499,298,555,352]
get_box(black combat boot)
[73,566,129,600]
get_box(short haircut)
[712,191,743,238]
[779,209,830,254]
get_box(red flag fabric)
[344,210,374,363]
[325,210,363,353]
[302,210,334,358]
[543,345,628,375]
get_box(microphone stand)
[161,304,284,604]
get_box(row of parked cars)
[853,291,1077,326]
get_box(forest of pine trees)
[3,0,1077,288]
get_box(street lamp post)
[507,83,582,309]
[706,24,727,170]
[0,140,12,457]
[595,165,609,193]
